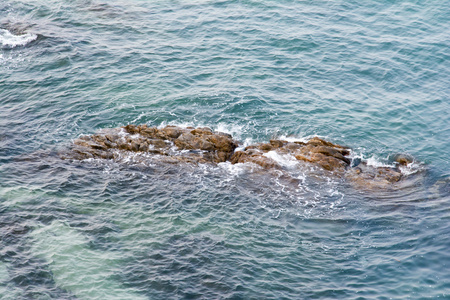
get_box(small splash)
[365,156,396,169]
[217,161,248,181]
[214,122,247,139]
[263,151,298,169]
[0,29,37,48]
[349,149,423,176]
[278,134,331,144]
[398,160,423,176]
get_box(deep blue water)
[1,0,449,299]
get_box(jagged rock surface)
[70,124,238,164]
[66,124,413,188]
[231,137,352,172]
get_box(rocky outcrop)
[66,124,416,188]
[230,137,352,172]
[70,124,238,164]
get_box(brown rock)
[138,141,149,151]
[123,124,139,134]
[174,133,215,151]
[206,134,238,153]
[174,133,196,150]
[285,142,302,151]
[65,124,414,190]
[315,155,347,171]
[216,151,230,163]
[393,154,413,166]
[140,126,158,138]
[270,140,286,148]
[161,126,183,139]
[345,162,404,189]
[259,143,273,151]
[294,148,349,171]
[214,131,233,139]
[74,139,107,151]
[230,151,280,169]
[191,128,213,136]
[148,139,167,149]
[229,151,244,164]
[307,137,347,149]
[309,146,350,165]
[195,138,215,151]
[294,154,314,163]
[130,141,140,152]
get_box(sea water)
[0,0,449,299]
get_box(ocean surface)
[1,0,449,299]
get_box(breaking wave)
[0,28,37,48]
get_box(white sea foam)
[399,161,422,176]
[218,161,247,179]
[278,134,331,144]
[214,122,246,138]
[263,151,298,168]
[365,156,396,169]
[156,121,252,146]
[348,148,423,176]
[160,121,192,129]
[0,29,37,48]
[235,137,254,151]
[159,121,245,136]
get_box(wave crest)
[0,29,37,48]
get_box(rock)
[393,154,413,166]
[191,128,213,136]
[64,124,416,190]
[69,124,238,166]
[229,150,280,169]
[259,143,273,151]
[208,134,238,153]
[214,131,233,139]
[175,133,215,151]
[270,140,286,148]
[345,164,403,189]
[140,126,158,138]
[124,124,139,135]
[311,153,348,171]
[284,142,302,151]
[148,139,167,149]
[307,137,348,152]
[291,139,351,171]
[161,126,183,139]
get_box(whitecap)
[349,149,424,176]
[235,137,254,151]
[365,156,396,169]
[263,151,299,168]
[0,29,37,48]
[214,122,247,138]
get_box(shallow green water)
[1,0,449,299]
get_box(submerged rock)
[64,124,417,189]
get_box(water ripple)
[1,0,450,298]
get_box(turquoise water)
[1,0,449,299]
